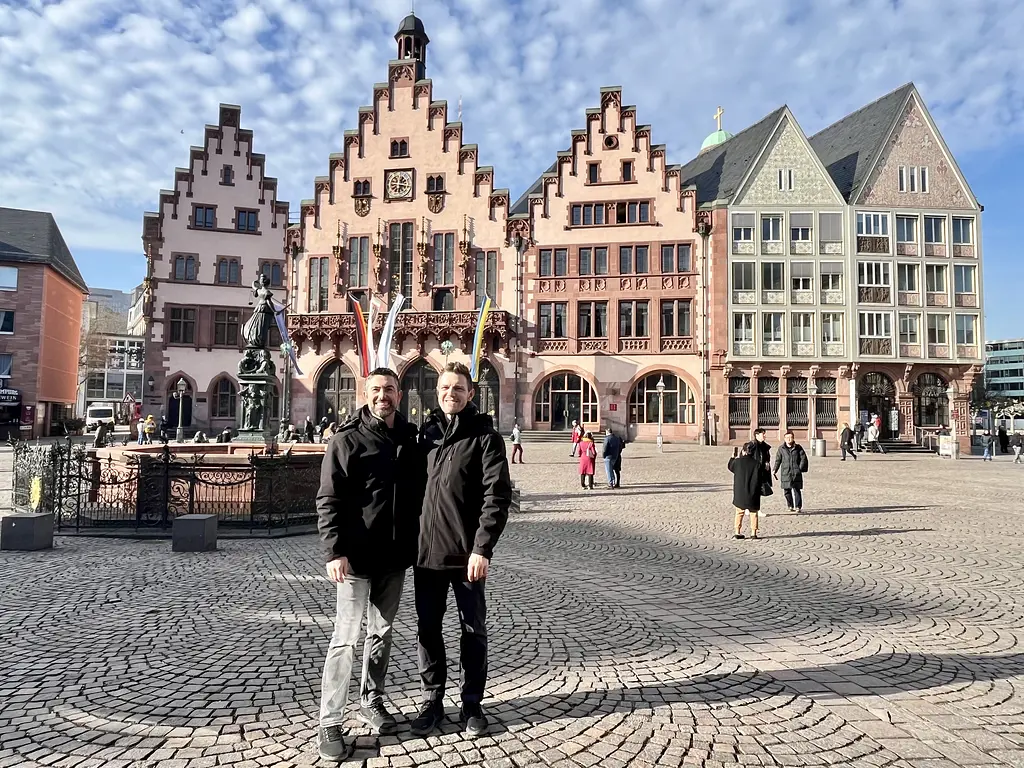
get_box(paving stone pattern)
[1,442,1024,767]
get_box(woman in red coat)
[578,432,597,489]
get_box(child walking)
[578,431,597,489]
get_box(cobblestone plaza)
[1,442,1023,768]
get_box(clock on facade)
[385,170,413,200]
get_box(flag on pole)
[376,294,405,370]
[271,300,303,376]
[350,294,371,377]
[366,298,380,372]
[469,296,492,383]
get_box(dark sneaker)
[357,700,397,735]
[461,703,488,737]
[317,725,350,762]
[733,534,745,540]
[410,700,444,737]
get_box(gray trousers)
[319,569,405,726]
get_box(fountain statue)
[235,274,278,443]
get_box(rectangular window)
[792,313,813,343]
[732,213,754,242]
[925,264,947,293]
[896,216,917,243]
[193,205,215,229]
[820,262,843,291]
[0,310,13,334]
[899,165,921,193]
[857,212,889,236]
[859,312,891,338]
[920,166,929,192]
[594,247,608,275]
[732,262,755,291]
[635,245,649,274]
[858,261,891,286]
[777,169,795,191]
[822,312,843,343]
[0,266,17,291]
[579,248,592,276]
[217,259,240,285]
[924,216,945,244]
[107,376,123,400]
[619,246,633,275]
[622,161,633,181]
[261,261,284,287]
[791,262,813,291]
[762,262,784,291]
[578,302,608,337]
[761,215,782,242]
[588,163,599,184]
[733,313,754,343]
[660,300,691,337]
[661,243,691,273]
[474,250,498,307]
[571,205,582,226]
[618,300,649,337]
[308,256,329,312]
[898,263,918,292]
[927,314,948,345]
[899,313,919,344]
[639,201,650,222]
[214,310,241,346]
[433,233,456,285]
[790,213,812,242]
[388,222,414,301]
[169,307,196,344]
[236,209,258,232]
[762,312,784,343]
[954,264,975,294]
[539,303,568,338]
[819,213,842,242]
[554,248,568,277]
[348,237,370,287]
[0,353,13,379]
[956,314,977,345]
[539,249,552,277]
[952,217,973,245]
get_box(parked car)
[85,404,115,433]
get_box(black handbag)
[760,481,774,497]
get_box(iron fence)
[11,439,320,534]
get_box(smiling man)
[411,361,512,739]
[315,367,424,762]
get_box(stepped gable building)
[287,13,516,428]
[510,87,710,440]
[140,105,290,435]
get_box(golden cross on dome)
[714,106,725,131]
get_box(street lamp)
[440,340,454,364]
[696,216,713,446]
[655,374,666,452]
[173,377,187,443]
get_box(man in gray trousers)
[315,368,425,761]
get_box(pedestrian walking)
[998,425,1009,454]
[578,431,597,489]
[773,431,809,513]
[839,422,857,461]
[1012,431,1023,464]
[159,413,169,442]
[569,420,583,457]
[854,421,864,451]
[412,362,512,739]
[601,427,624,489]
[303,416,315,443]
[142,414,156,444]
[867,422,886,454]
[315,368,424,762]
[752,428,772,496]
[728,442,762,540]
[982,430,995,461]
[316,417,329,443]
[509,420,524,464]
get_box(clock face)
[386,170,413,199]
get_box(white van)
[85,404,116,432]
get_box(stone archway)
[912,373,949,428]
[533,371,599,431]
[401,359,438,427]
[315,360,357,425]
[856,372,898,439]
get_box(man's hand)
[326,557,349,583]
[772,473,779,481]
[467,553,489,582]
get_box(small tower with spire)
[395,12,429,80]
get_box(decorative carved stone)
[354,198,371,217]
[539,339,569,354]
[427,193,444,214]
[660,337,694,353]
[580,339,609,352]
[538,280,551,293]
[554,280,566,292]
[315,180,330,197]
[505,218,531,246]
[595,278,606,291]
[619,339,649,353]
[636,278,648,290]
[300,203,315,221]
[580,279,592,292]
[344,135,359,149]
[619,278,632,291]
[390,63,415,82]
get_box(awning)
[0,388,20,405]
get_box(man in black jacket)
[315,368,424,762]
[411,362,512,739]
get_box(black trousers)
[414,566,487,705]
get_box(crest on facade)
[427,193,445,214]
[354,198,371,217]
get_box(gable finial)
[714,106,725,131]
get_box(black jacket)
[840,427,854,447]
[418,404,512,570]
[602,433,624,460]
[728,455,762,511]
[316,407,424,574]
[773,443,809,489]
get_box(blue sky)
[2,0,1022,340]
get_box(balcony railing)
[858,285,891,303]
[857,235,889,254]
[859,337,892,355]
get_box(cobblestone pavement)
[2,441,1024,768]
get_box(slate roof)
[0,207,88,292]
[510,161,555,216]
[679,106,787,205]
[808,82,914,202]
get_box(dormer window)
[622,161,633,182]
[390,139,409,158]
[353,179,371,197]
[426,175,445,193]
[221,165,234,186]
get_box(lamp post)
[173,377,187,443]
[696,216,713,446]
[656,374,666,452]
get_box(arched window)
[316,361,357,424]
[472,361,500,423]
[533,372,599,430]
[174,254,196,281]
[401,359,439,427]
[913,373,949,427]
[211,378,237,419]
[629,373,696,424]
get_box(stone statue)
[239,383,266,432]
[242,273,276,348]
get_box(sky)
[2,0,1023,340]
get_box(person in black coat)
[752,427,772,492]
[839,422,857,461]
[773,431,810,513]
[411,362,512,740]
[602,427,625,488]
[729,442,762,539]
[315,368,425,759]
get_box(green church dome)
[700,128,734,152]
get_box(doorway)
[401,359,438,427]
[857,372,897,439]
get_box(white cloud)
[1,0,1022,289]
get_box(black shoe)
[461,703,488,737]
[410,700,444,737]
[356,700,397,735]
[733,534,745,539]
[317,725,350,762]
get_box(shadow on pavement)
[766,527,934,539]
[799,505,933,516]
